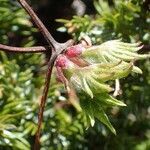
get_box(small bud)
[55,55,74,69]
[55,55,75,79]
[65,44,85,58]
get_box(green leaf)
[92,101,116,134]
[82,77,94,98]
[80,99,95,126]
[80,98,116,134]
[82,40,149,64]
[95,93,126,107]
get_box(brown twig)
[16,1,74,149]
[0,44,47,53]
[34,39,73,149]
[0,1,74,149]
[34,54,55,150]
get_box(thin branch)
[34,67,53,150]
[34,54,56,150]
[0,44,47,53]
[18,0,59,49]
[34,39,73,149]
[0,1,75,149]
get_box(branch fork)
[0,0,74,149]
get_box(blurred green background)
[0,0,149,149]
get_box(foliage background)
[0,0,149,149]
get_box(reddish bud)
[55,55,74,69]
[65,44,85,58]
